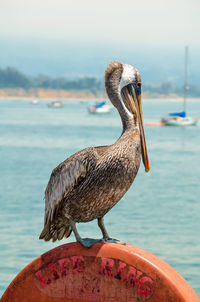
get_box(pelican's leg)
[98,217,126,245]
[98,217,110,239]
[69,219,102,248]
[69,219,82,242]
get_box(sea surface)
[0,98,200,297]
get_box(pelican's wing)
[44,148,97,224]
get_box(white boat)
[163,116,197,126]
[88,101,113,114]
[30,99,39,105]
[47,100,64,108]
[161,47,197,127]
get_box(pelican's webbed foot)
[77,237,126,247]
[77,237,103,248]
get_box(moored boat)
[161,112,197,126]
[88,101,113,114]
[47,100,64,108]
[161,47,197,127]
[30,99,39,105]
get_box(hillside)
[0,66,199,98]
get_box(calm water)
[0,98,200,297]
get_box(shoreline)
[0,96,200,102]
[0,89,199,101]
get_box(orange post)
[1,242,199,302]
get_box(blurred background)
[1,0,200,93]
[0,0,200,298]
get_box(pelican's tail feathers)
[39,224,49,240]
[64,226,72,238]
[39,221,72,242]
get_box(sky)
[1,0,200,82]
[1,0,200,46]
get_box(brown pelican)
[40,62,150,247]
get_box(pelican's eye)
[135,83,142,95]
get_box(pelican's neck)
[114,93,138,134]
[120,111,138,138]
[116,115,139,148]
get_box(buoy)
[1,242,199,302]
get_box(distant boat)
[161,111,197,127]
[47,100,64,108]
[161,46,197,127]
[30,99,39,105]
[88,101,113,114]
[162,113,197,126]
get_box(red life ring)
[1,242,199,302]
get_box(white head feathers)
[118,64,140,118]
[119,64,140,91]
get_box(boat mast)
[183,46,188,113]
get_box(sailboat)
[88,101,113,114]
[88,78,113,114]
[161,46,197,126]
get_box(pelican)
[40,62,150,247]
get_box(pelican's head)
[105,62,150,173]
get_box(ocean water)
[0,98,200,297]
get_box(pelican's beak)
[121,84,150,173]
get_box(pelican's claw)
[103,238,126,245]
